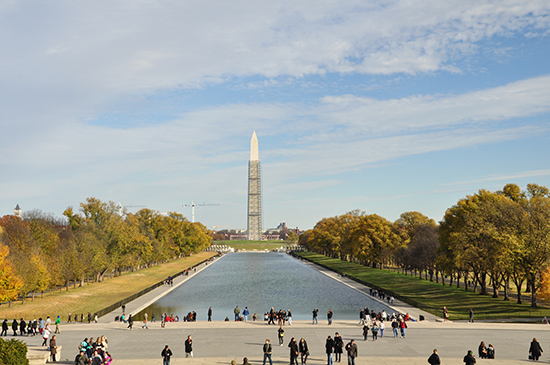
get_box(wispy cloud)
[1,1,549,228]
[443,169,550,187]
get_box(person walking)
[529,338,543,361]
[325,335,335,365]
[127,314,133,330]
[334,332,343,362]
[299,338,309,365]
[469,308,474,323]
[185,335,193,357]
[288,337,299,365]
[263,339,273,365]
[443,306,449,321]
[161,345,173,365]
[234,306,241,321]
[379,320,385,337]
[362,323,369,341]
[19,318,26,336]
[371,322,379,341]
[327,309,333,325]
[428,349,441,365]
[49,335,58,362]
[312,308,318,325]
[41,326,50,346]
[345,339,358,365]
[208,307,212,322]
[391,319,399,338]
[278,325,285,346]
[11,318,18,336]
[463,350,476,365]
[142,313,149,329]
[243,307,250,322]
[1,319,7,336]
[54,316,61,334]
[399,319,407,338]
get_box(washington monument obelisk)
[247,131,262,240]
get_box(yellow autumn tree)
[538,267,550,302]
[0,243,23,301]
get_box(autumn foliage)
[0,197,211,300]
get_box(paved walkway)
[21,320,550,364]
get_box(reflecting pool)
[138,252,394,321]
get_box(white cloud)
[1,1,550,228]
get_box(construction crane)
[183,201,219,223]
[116,203,146,215]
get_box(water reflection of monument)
[247,131,262,240]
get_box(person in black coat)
[325,335,334,365]
[299,338,309,365]
[530,338,543,361]
[19,319,26,336]
[161,345,173,365]
[463,350,476,365]
[11,319,18,336]
[428,349,441,365]
[1,319,8,336]
[333,332,343,362]
[288,337,299,365]
[185,335,193,357]
[487,344,495,359]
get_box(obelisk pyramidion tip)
[250,131,259,161]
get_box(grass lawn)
[0,251,217,320]
[215,240,291,251]
[296,251,550,320]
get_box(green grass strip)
[295,251,549,320]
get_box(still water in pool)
[138,252,393,321]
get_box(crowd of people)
[1,316,62,338]
[259,332,358,365]
[74,335,112,365]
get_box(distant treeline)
[0,197,211,302]
[299,183,550,307]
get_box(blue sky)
[1,1,550,231]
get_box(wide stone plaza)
[23,256,550,364]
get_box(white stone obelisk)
[247,131,262,240]
[250,131,259,161]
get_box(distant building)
[14,204,22,218]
